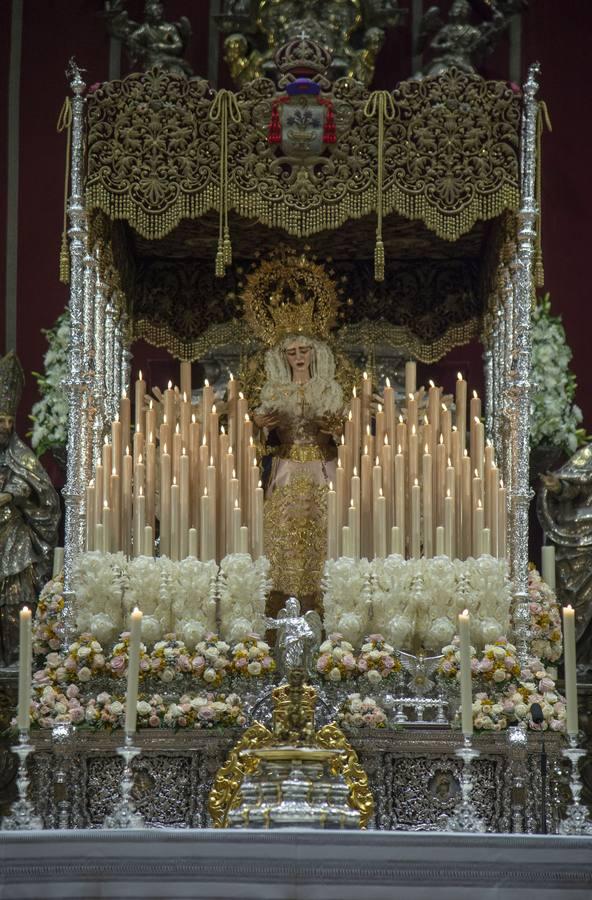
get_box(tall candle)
[473,416,484,481]
[488,463,499,558]
[383,436,394,534]
[394,445,405,554]
[435,435,446,530]
[233,499,242,553]
[458,609,473,736]
[498,481,507,559]
[391,525,403,556]
[188,527,198,558]
[563,605,579,736]
[120,389,131,460]
[407,393,418,434]
[435,525,445,556]
[375,488,387,558]
[143,524,153,557]
[135,369,146,434]
[133,488,146,559]
[239,525,249,555]
[111,468,121,553]
[180,391,191,447]
[101,439,111,502]
[541,545,556,591]
[461,450,472,559]
[179,450,189,559]
[422,445,433,558]
[427,380,440,455]
[145,433,156,533]
[405,360,417,400]
[170,477,179,561]
[160,443,171,557]
[102,500,112,554]
[172,423,182,483]
[200,488,211,560]
[383,377,396,447]
[180,361,192,404]
[124,607,143,735]
[145,400,156,451]
[207,458,217,560]
[375,402,385,452]
[95,523,105,554]
[254,480,264,559]
[17,607,32,732]
[164,380,176,434]
[411,478,421,558]
[361,450,373,559]
[351,387,361,461]
[473,498,484,557]
[348,500,359,561]
[227,372,238,453]
[342,525,353,559]
[122,448,132,557]
[362,370,372,436]
[111,416,122,475]
[133,424,144,470]
[327,481,338,560]
[444,489,455,559]
[456,372,467,452]
[86,481,96,550]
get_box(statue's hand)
[0,492,12,507]
[253,412,282,431]
[541,472,561,494]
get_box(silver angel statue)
[265,596,322,679]
[105,0,193,76]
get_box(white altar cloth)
[1,829,591,900]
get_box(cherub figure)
[265,596,322,679]
[105,0,193,76]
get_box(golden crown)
[241,248,339,346]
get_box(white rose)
[492,669,507,683]
[247,661,262,676]
[190,697,207,709]
[78,667,92,682]
[77,647,91,659]
[137,701,152,716]
[368,650,380,661]
[54,701,68,715]
[110,701,123,716]
[203,667,217,683]
[492,647,506,659]
[328,667,342,682]
[333,648,344,660]
[515,703,528,718]
[366,668,382,685]
[205,647,219,660]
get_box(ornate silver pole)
[104,292,115,421]
[483,346,493,444]
[63,59,87,596]
[509,62,540,663]
[92,250,107,466]
[113,312,123,420]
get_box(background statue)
[416,0,528,76]
[539,444,592,674]
[265,596,322,679]
[0,352,60,667]
[105,0,193,76]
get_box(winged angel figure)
[265,596,323,680]
[398,650,443,698]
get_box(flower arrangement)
[190,634,232,687]
[33,651,67,688]
[528,567,563,664]
[29,309,70,457]
[530,293,584,454]
[63,634,106,683]
[230,634,275,679]
[366,556,511,654]
[477,637,520,685]
[170,557,218,647]
[29,683,85,729]
[357,634,401,686]
[149,635,188,683]
[503,658,566,732]
[84,691,126,730]
[337,694,387,729]
[163,692,245,730]
[323,557,372,646]
[218,554,270,643]
[74,551,125,644]
[123,555,173,644]
[315,633,357,682]
[108,632,150,679]
[471,694,509,732]
[33,574,65,656]
[437,637,478,681]
[136,694,167,728]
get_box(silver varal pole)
[63,59,87,595]
[509,62,540,663]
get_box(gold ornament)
[241,248,340,345]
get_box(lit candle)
[135,369,146,434]
[172,422,182,483]
[473,416,484,481]
[375,402,385,451]
[435,434,446,530]
[180,390,190,447]
[541,544,556,591]
[122,447,132,557]
[164,380,175,434]
[394,443,405,555]
[200,488,211,560]
[348,499,359,561]
[422,444,433,558]
[101,438,112,504]
[440,403,452,455]
[17,607,32,733]
[232,498,242,553]
[407,392,418,435]
[408,423,418,495]
[207,457,217,560]
[124,607,143,735]
[562,605,579,736]
[444,488,455,559]
[461,450,472,559]
[133,487,146,559]
[179,449,189,559]
[208,403,219,466]
[427,380,440,456]
[498,480,507,559]
[375,488,387,558]
[102,499,111,554]
[383,435,394,534]
[227,371,238,453]
[351,386,361,461]
[202,379,214,427]
[133,423,144,470]
[456,372,467,453]
[362,370,372,437]
[86,480,96,551]
[458,609,473,736]
[254,480,264,559]
[170,477,179,561]
[111,467,121,553]
[145,431,156,534]
[473,498,484,557]
[488,462,499,558]
[120,388,131,460]
[361,448,373,559]
[160,443,171,557]
[145,399,156,450]
[111,415,122,475]
[383,377,396,447]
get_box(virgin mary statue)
[242,252,346,610]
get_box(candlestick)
[125,607,143,735]
[563,605,579,736]
[458,609,473,736]
[17,607,32,733]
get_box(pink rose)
[382,657,394,670]
[192,655,205,670]
[539,677,555,693]
[470,658,480,673]
[262,656,273,669]
[110,656,125,674]
[66,684,79,699]
[177,655,191,672]
[139,658,151,672]
[357,658,368,672]
[149,715,160,727]
[198,706,214,720]
[177,716,187,728]
[70,708,84,724]
[504,656,516,670]
[48,638,61,650]
[316,655,329,671]
[64,658,77,672]
[342,654,356,670]
[151,658,162,670]
[235,657,247,668]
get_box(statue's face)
[285,340,312,382]
[145,1,163,23]
[0,415,14,449]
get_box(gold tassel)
[223,226,232,267]
[59,232,70,284]
[56,97,72,285]
[534,100,552,289]
[374,238,385,282]
[215,243,225,278]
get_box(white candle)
[170,477,179,561]
[391,525,403,556]
[563,605,579,736]
[135,370,146,434]
[411,478,421,558]
[188,527,198,558]
[124,607,143,735]
[341,524,353,558]
[143,524,153,557]
[375,488,387,558]
[435,525,445,556]
[327,481,338,560]
[239,525,249,554]
[200,488,211,560]
[458,609,473,736]
[17,607,32,733]
[159,443,171,557]
[541,545,556,591]
[254,480,264,559]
